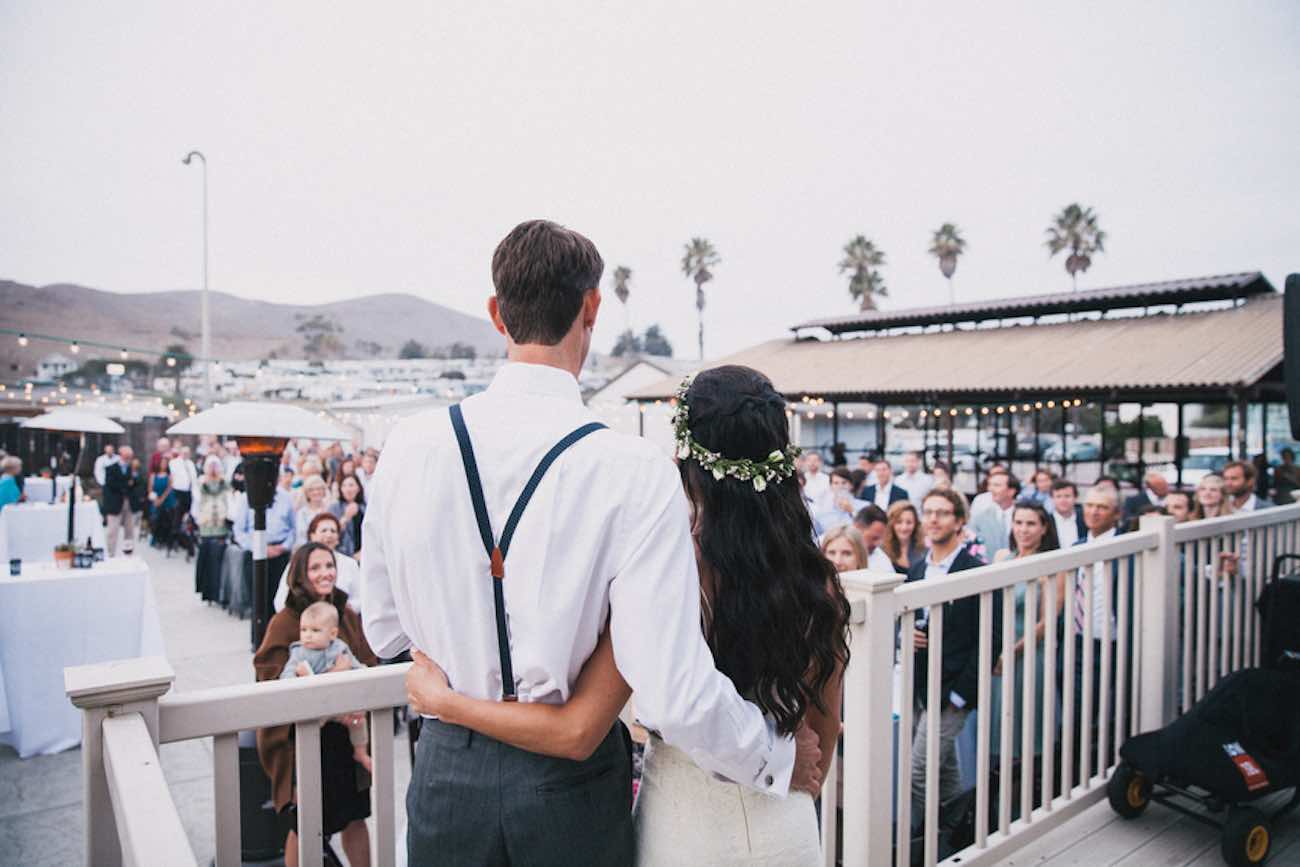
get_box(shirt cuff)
[761,719,795,798]
[949,691,966,709]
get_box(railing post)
[65,656,176,867]
[1138,515,1178,733]
[841,569,903,867]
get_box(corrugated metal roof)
[793,272,1272,334]
[631,295,1284,401]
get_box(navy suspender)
[448,403,606,701]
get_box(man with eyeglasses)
[905,488,999,828]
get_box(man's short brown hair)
[491,220,604,345]
[922,487,968,523]
[1223,459,1256,483]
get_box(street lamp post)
[182,150,211,407]
[169,403,348,648]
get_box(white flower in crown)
[752,475,767,492]
[712,467,725,481]
[677,442,691,460]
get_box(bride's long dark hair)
[679,365,851,736]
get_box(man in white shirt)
[861,458,909,510]
[970,469,1019,560]
[1049,479,1086,548]
[1064,485,1124,777]
[93,444,119,487]
[896,450,933,507]
[802,451,831,511]
[816,468,866,532]
[167,446,198,516]
[363,220,817,865]
[850,504,895,573]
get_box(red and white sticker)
[1223,741,1271,792]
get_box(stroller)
[1107,554,1300,866]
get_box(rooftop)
[792,271,1274,335]
[630,293,1284,402]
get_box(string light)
[120,349,128,359]
[166,356,177,367]
[980,407,990,415]
[965,407,974,415]
[1046,400,1055,409]
[949,408,958,416]
[70,341,79,354]
[18,333,28,347]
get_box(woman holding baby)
[254,541,378,867]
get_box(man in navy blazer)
[904,487,1000,823]
[861,458,910,510]
[1049,479,1088,547]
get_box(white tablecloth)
[0,501,105,565]
[21,476,74,504]
[0,557,164,757]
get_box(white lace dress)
[633,736,821,866]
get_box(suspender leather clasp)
[490,546,504,580]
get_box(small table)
[0,557,164,757]
[0,500,105,564]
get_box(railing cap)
[66,656,175,710]
[840,568,905,597]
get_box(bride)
[405,365,851,865]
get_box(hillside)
[0,280,503,375]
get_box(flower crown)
[671,375,801,492]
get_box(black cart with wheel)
[1106,554,1300,866]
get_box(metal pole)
[183,150,211,407]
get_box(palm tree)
[928,223,967,305]
[611,265,632,331]
[1046,204,1106,290]
[681,238,720,360]
[839,235,888,311]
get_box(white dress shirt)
[361,362,793,795]
[916,543,966,708]
[274,549,361,613]
[804,471,831,513]
[168,457,197,493]
[872,485,893,511]
[867,546,894,574]
[1077,527,1118,639]
[897,470,933,507]
[1052,508,1080,548]
[93,453,120,486]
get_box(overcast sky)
[2,2,1297,359]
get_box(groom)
[361,220,821,865]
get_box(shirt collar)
[487,362,583,403]
[928,543,962,571]
[1088,526,1118,542]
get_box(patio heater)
[169,402,348,647]
[19,409,126,544]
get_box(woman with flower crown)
[405,365,851,865]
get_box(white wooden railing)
[66,658,409,867]
[825,502,1300,867]
[66,503,1300,867]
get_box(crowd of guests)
[801,448,1289,840]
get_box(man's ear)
[583,287,602,330]
[487,296,509,337]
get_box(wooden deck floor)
[998,789,1300,866]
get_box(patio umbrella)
[20,410,126,544]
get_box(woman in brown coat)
[254,542,378,867]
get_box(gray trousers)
[407,719,633,866]
[910,701,970,826]
[105,508,138,556]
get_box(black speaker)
[1286,274,1300,439]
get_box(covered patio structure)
[630,272,1290,494]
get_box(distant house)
[36,353,76,382]
[585,358,697,409]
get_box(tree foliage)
[1046,204,1106,288]
[398,339,427,359]
[839,235,888,310]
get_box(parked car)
[1161,447,1229,487]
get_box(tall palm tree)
[681,238,720,360]
[1046,203,1106,290]
[839,235,888,311]
[928,223,967,305]
[611,265,632,331]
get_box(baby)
[280,600,371,773]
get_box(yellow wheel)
[1107,763,1150,819]
[1223,806,1271,866]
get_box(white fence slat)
[924,603,944,867]
[371,709,397,867]
[998,587,1014,835]
[896,609,916,867]
[1020,578,1038,825]
[974,592,992,850]
[1041,576,1057,812]
[101,714,196,866]
[294,721,324,867]
[212,732,240,867]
